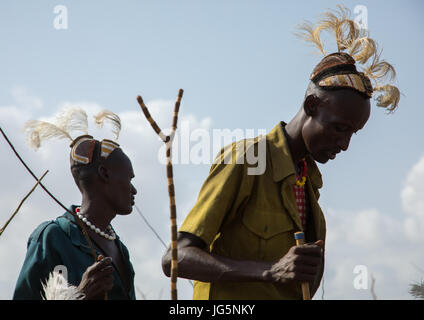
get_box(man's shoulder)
[28,214,70,244]
[221,134,267,153]
[213,134,268,166]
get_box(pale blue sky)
[1,0,423,299]
[1,0,422,215]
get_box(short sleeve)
[179,143,251,247]
[13,222,65,300]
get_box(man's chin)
[117,207,133,215]
[311,153,330,164]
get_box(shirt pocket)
[238,208,296,261]
[242,208,294,239]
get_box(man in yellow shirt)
[162,7,399,299]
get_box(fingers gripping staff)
[137,89,184,300]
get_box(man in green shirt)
[14,110,137,300]
[162,8,399,299]
[13,205,136,300]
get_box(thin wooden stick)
[370,273,377,300]
[134,205,167,248]
[134,204,194,288]
[136,96,168,143]
[294,231,311,300]
[0,170,49,237]
[0,127,97,260]
[137,89,183,300]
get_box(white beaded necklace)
[76,207,116,241]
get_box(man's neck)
[80,195,115,230]
[283,111,308,166]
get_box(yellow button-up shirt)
[179,122,326,299]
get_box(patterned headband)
[70,135,120,166]
[309,52,374,98]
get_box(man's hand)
[77,256,114,300]
[264,240,323,284]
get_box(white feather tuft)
[22,120,73,150]
[93,110,121,141]
[55,108,89,135]
[41,271,85,300]
[22,107,89,150]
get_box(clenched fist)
[264,240,324,284]
[77,255,114,300]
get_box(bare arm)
[162,232,323,287]
[162,232,272,282]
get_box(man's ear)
[303,94,321,117]
[98,165,109,182]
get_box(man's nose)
[131,184,138,195]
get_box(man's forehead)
[123,154,135,176]
[323,91,370,125]
[109,149,133,172]
[120,151,134,172]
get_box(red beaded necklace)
[295,158,307,187]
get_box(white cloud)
[322,208,408,299]
[321,159,424,300]
[401,156,424,242]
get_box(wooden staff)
[294,231,311,300]
[137,89,183,300]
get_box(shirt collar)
[266,122,323,189]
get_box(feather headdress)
[296,5,400,113]
[23,108,122,165]
[41,271,85,300]
[23,108,88,150]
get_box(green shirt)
[13,206,136,300]
[179,122,326,300]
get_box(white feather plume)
[22,107,89,150]
[55,108,89,135]
[93,110,121,141]
[41,271,85,300]
[22,120,73,150]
